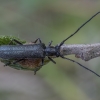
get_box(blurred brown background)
[0,0,100,100]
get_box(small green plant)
[0,36,26,45]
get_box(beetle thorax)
[45,46,57,57]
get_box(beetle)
[0,11,100,76]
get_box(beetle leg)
[31,38,42,43]
[38,38,42,43]
[34,68,39,75]
[47,41,53,47]
[33,59,44,75]
[34,70,36,75]
[35,38,42,43]
[34,66,42,75]
[48,57,56,64]
[41,58,44,65]
[9,39,23,45]
[13,59,24,64]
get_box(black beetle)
[0,11,100,76]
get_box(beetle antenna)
[59,11,100,47]
[57,12,100,77]
[60,55,100,77]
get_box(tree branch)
[60,43,100,61]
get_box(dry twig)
[60,43,100,61]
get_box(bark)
[60,43,100,61]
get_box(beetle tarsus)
[34,70,36,75]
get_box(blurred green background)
[0,0,100,100]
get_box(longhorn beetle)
[0,11,100,76]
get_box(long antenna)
[59,11,100,47]
[60,55,100,77]
[58,11,100,77]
